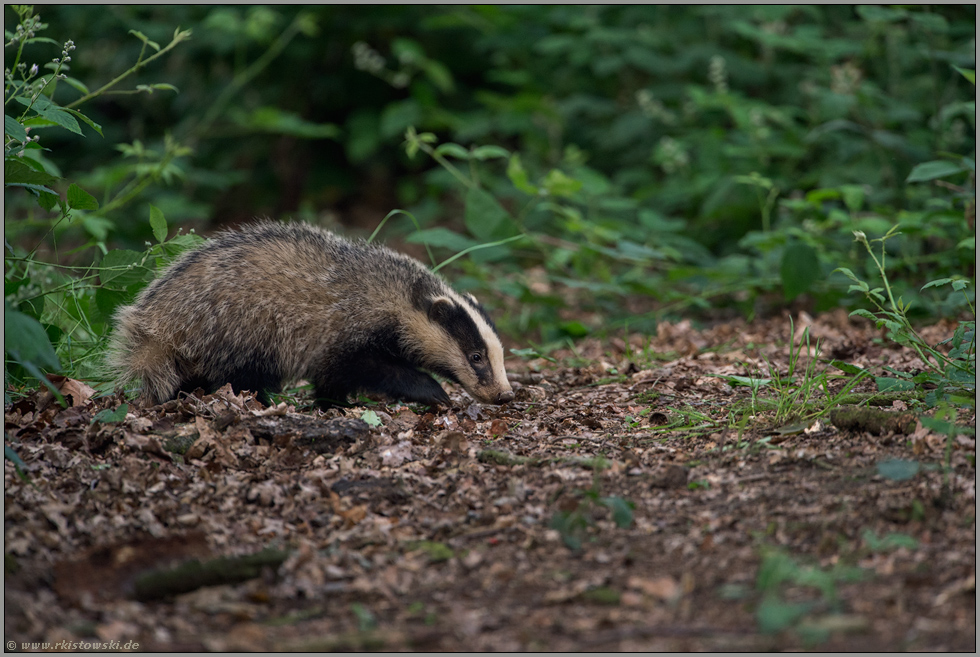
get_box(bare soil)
[4,310,975,651]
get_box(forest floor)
[4,309,976,651]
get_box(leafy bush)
[4,6,201,397]
[4,6,975,398]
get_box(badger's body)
[106,222,513,408]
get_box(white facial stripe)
[452,291,511,394]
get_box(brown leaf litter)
[4,311,975,651]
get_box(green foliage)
[861,529,918,552]
[3,6,975,398]
[835,229,975,409]
[405,540,454,563]
[711,320,870,423]
[359,409,382,428]
[349,603,378,632]
[91,403,128,425]
[876,459,920,482]
[3,7,207,395]
[754,547,869,644]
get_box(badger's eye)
[469,352,483,364]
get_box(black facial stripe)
[460,294,498,332]
[431,302,488,355]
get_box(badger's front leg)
[313,355,450,408]
[358,360,451,406]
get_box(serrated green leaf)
[839,184,865,212]
[66,183,99,210]
[542,169,583,198]
[849,309,878,322]
[433,143,470,160]
[921,278,953,290]
[360,410,382,427]
[711,374,772,388]
[99,250,155,289]
[6,182,60,200]
[470,145,510,161]
[832,267,861,284]
[295,12,319,37]
[149,206,168,243]
[4,304,61,371]
[5,114,27,141]
[4,159,59,186]
[506,154,538,195]
[560,320,589,337]
[24,37,60,46]
[37,186,60,211]
[232,107,338,140]
[92,404,129,425]
[135,83,180,95]
[464,187,514,241]
[60,76,90,95]
[826,360,869,376]
[63,107,103,136]
[919,416,972,436]
[509,347,558,363]
[156,233,206,266]
[14,96,81,135]
[422,59,454,93]
[906,160,967,183]
[875,377,915,392]
[404,227,477,251]
[94,287,130,323]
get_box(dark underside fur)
[170,299,459,409]
[108,221,507,409]
[176,337,450,408]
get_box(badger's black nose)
[496,390,515,404]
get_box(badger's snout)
[495,390,515,404]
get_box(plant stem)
[417,142,475,189]
[66,28,192,110]
[189,15,304,143]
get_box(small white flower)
[708,55,728,94]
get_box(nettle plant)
[4,6,197,401]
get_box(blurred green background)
[4,5,975,380]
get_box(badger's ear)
[428,296,455,324]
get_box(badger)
[105,221,514,409]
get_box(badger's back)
[106,222,512,407]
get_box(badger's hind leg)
[211,354,283,406]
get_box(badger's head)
[408,292,514,405]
